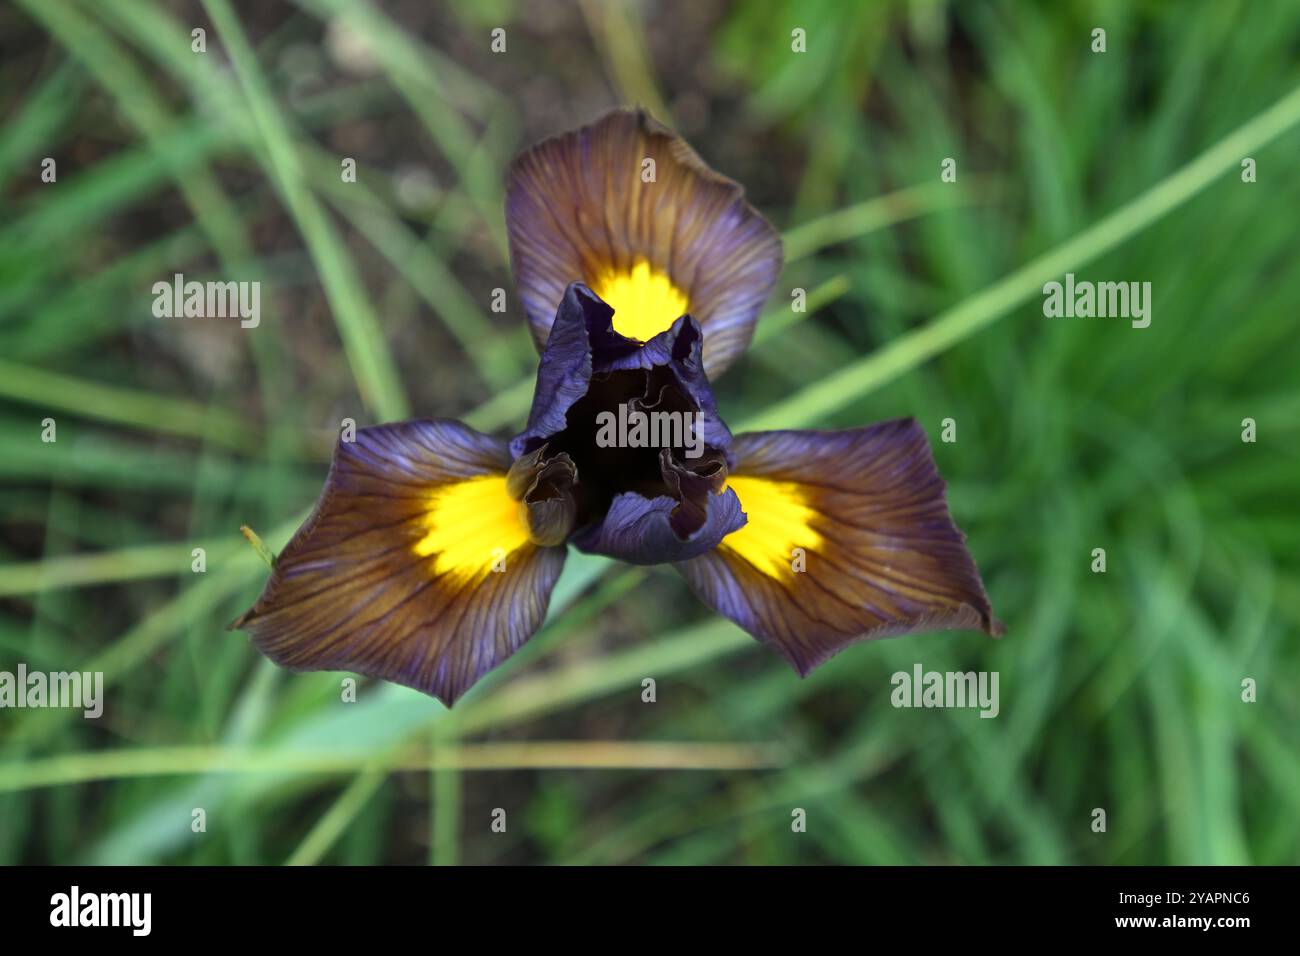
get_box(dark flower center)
[518,364,729,539]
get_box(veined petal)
[507,108,783,379]
[675,420,1001,676]
[233,420,566,706]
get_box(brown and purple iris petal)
[676,421,1003,676]
[233,420,570,706]
[506,108,783,379]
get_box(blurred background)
[1,0,1298,865]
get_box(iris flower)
[235,109,1001,706]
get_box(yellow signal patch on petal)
[235,420,569,707]
[721,476,822,580]
[676,423,1001,678]
[506,109,782,377]
[413,475,530,580]
[592,259,689,342]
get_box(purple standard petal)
[511,282,730,458]
[509,282,743,564]
[510,283,606,459]
[675,420,1002,676]
[233,419,567,706]
[570,449,746,564]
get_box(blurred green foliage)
[1,0,1297,865]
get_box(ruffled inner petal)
[509,282,741,562]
